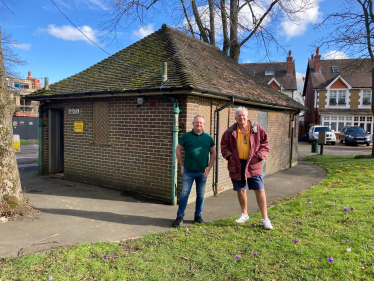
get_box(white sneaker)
[262,218,273,230]
[235,213,249,223]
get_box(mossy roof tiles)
[30,24,304,110]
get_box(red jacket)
[221,121,270,181]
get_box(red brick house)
[29,24,305,204]
[303,47,373,136]
[242,51,297,99]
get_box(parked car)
[308,125,336,145]
[339,126,372,146]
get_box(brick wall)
[41,94,299,204]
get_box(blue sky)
[2,0,342,85]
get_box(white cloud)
[54,0,106,10]
[182,1,271,37]
[11,42,31,50]
[280,0,321,39]
[322,50,349,59]
[40,24,99,44]
[132,24,155,39]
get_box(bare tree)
[1,32,27,78]
[315,0,374,156]
[0,28,24,215]
[101,0,317,62]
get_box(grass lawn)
[1,155,374,280]
[20,139,38,146]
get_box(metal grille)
[93,102,108,143]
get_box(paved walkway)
[0,147,328,258]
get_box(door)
[258,111,268,176]
[49,109,64,173]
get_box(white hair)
[235,106,249,117]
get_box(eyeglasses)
[244,135,247,144]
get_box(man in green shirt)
[172,115,216,227]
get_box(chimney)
[311,54,314,60]
[314,47,321,73]
[27,71,32,80]
[287,50,293,75]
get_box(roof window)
[332,67,339,73]
[250,70,255,75]
[265,70,274,76]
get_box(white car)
[308,125,336,145]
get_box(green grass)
[1,155,374,280]
[20,139,38,145]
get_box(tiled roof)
[241,62,297,90]
[29,24,304,110]
[308,59,372,89]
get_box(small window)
[265,70,274,76]
[332,67,339,73]
[250,70,255,75]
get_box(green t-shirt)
[178,130,215,171]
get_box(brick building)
[29,24,305,204]
[241,51,297,99]
[303,47,373,136]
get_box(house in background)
[242,51,298,99]
[303,47,373,137]
[28,24,305,204]
[6,71,42,117]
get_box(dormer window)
[250,70,255,75]
[332,67,339,73]
[265,70,274,76]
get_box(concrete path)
[2,144,357,258]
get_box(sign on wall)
[74,121,83,133]
[13,121,17,126]
[69,109,80,114]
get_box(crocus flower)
[103,255,107,259]
[296,222,300,225]
[236,255,240,259]
[332,203,335,206]
[363,196,365,198]
[254,252,257,257]
[253,223,257,227]
[309,202,313,204]
[367,188,369,190]
[293,238,298,244]
[346,240,348,243]
[186,228,189,231]
[280,206,283,209]
[347,248,351,252]
[361,199,363,201]
[202,230,206,233]
[165,231,167,234]
[361,266,365,269]
[351,208,354,211]
[339,205,341,207]
[49,277,53,281]
[355,186,357,188]
[133,268,136,271]
[335,200,337,202]
[328,257,334,263]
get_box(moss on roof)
[30,24,304,109]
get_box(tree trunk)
[0,29,23,209]
[220,0,230,55]
[229,0,240,62]
[191,0,210,43]
[208,0,215,45]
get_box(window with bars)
[93,102,109,144]
[329,90,346,106]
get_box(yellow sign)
[74,121,84,132]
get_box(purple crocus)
[309,201,313,204]
[339,205,341,207]
[355,186,357,188]
[202,230,206,233]
[165,231,167,234]
[236,255,240,259]
[363,196,365,198]
[332,203,335,206]
[361,199,363,201]
[328,257,334,263]
[103,255,107,259]
[186,228,189,231]
[253,223,257,228]
[367,188,369,190]
[351,207,354,211]
[335,200,337,202]
[293,238,298,244]
[254,252,257,257]
[296,222,300,225]
[133,268,136,271]
[49,277,53,281]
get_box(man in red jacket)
[221,106,273,229]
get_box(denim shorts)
[231,160,264,191]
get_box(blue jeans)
[177,170,207,217]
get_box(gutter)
[38,101,46,175]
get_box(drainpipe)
[290,110,301,168]
[38,77,49,175]
[214,96,234,195]
[160,62,180,205]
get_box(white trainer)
[235,213,249,223]
[262,218,273,230]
